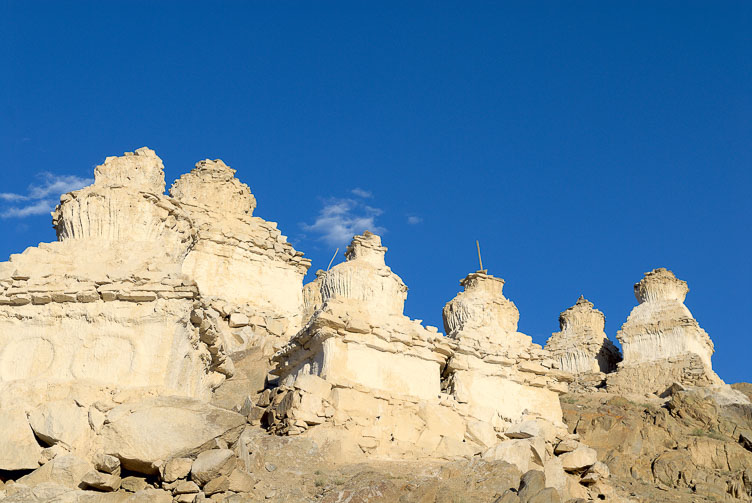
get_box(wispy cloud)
[407,215,423,225]
[351,187,372,198]
[302,196,385,246]
[1,172,92,219]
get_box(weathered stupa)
[607,268,723,395]
[441,271,569,426]
[0,148,309,475]
[268,232,454,457]
[545,296,621,385]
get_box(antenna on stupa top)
[476,240,487,274]
[326,248,339,271]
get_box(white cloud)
[302,196,385,246]
[407,215,423,225]
[351,187,372,198]
[0,172,92,219]
[1,199,57,218]
[0,193,27,202]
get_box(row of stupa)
[544,267,721,393]
[0,148,725,483]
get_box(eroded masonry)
[0,147,742,502]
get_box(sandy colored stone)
[17,454,93,489]
[93,452,121,474]
[481,439,542,473]
[174,480,200,494]
[191,449,237,485]
[609,268,723,395]
[171,158,309,331]
[162,457,193,483]
[28,399,91,450]
[559,445,598,472]
[81,469,121,491]
[227,468,254,493]
[443,271,530,349]
[315,232,408,318]
[125,489,173,502]
[121,476,148,492]
[0,407,44,471]
[545,296,621,374]
[101,397,245,474]
[203,474,230,495]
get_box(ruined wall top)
[93,147,166,193]
[559,296,605,333]
[545,296,621,374]
[344,231,387,266]
[634,268,689,304]
[169,159,257,216]
[459,271,506,298]
[442,271,524,347]
[317,232,407,318]
[613,267,718,392]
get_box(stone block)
[191,449,236,485]
[162,457,193,483]
[294,373,332,398]
[559,445,597,473]
[81,469,121,491]
[0,408,43,470]
[417,403,466,441]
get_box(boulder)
[482,439,542,473]
[506,419,555,442]
[161,457,193,482]
[174,480,200,494]
[227,469,254,493]
[466,419,498,448]
[121,476,148,493]
[527,487,561,503]
[204,475,230,495]
[553,438,578,455]
[81,469,121,491]
[1,482,75,503]
[39,444,69,465]
[101,397,245,474]
[27,400,90,449]
[17,454,92,489]
[559,445,597,473]
[93,453,121,475]
[517,470,546,500]
[543,457,566,493]
[0,408,43,470]
[191,449,237,485]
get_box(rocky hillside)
[0,148,748,503]
[561,383,752,502]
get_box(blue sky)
[1,2,750,383]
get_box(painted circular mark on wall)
[0,337,55,381]
[70,336,134,381]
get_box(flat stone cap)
[169,158,256,215]
[634,268,689,304]
[93,147,166,193]
[344,231,387,266]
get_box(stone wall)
[0,148,312,412]
[0,274,216,400]
[171,159,310,333]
